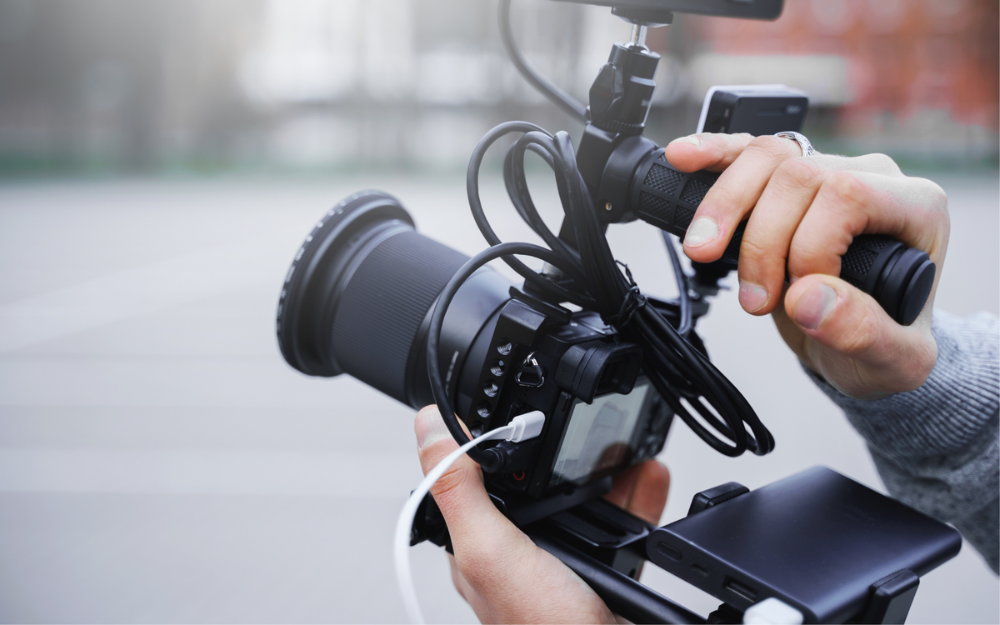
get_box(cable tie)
[616,260,638,287]
[605,261,647,329]
[606,285,647,329]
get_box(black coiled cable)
[429,123,774,465]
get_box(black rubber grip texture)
[331,230,470,404]
[632,152,935,325]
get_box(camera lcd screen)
[549,383,650,488]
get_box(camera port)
[724,577,757,602]
[483,381,499,397]
[490,360,505,376]
[477,402,492,418]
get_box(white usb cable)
[394,411,546,624]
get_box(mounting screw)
[605,202,613,212]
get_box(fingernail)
[669,135,701,147]
[738,281,769,313]
[684,217,718,248]
[416,411,451,450]
[795,284,838,330]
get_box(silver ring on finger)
[775,131,815,157]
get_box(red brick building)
[691,0,998,134]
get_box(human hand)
[413,405,670,623]
[664,133,949,400]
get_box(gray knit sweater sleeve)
[805,310,999,574]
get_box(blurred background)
[0,0,997,623]
[0,0,996,174]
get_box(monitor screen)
[549,382,650,488]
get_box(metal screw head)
[605,202,613,211]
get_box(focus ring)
[330,230,469,403]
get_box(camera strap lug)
[515,352,546,387]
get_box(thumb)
[414,406,512,542]
[413,406,535,578]
[413,406,613,622]
[784,275,937,398]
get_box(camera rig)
[275,1,956,622]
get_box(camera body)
[275,187,678,504]
[457,293,674,499]
[276,3,958,621]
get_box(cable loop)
[447,119,775,460]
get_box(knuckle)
[746,134,792,160]
[705,183,741,213]
[787,245,827,279]
[774,156,824,188]
[815,172,873,235]
[906,178,951,257]
[725,132,755,151]
[826,170,868,207]
[788,224,841,275]
[866,152,900,174]
[916,177,949,214]
[738,233,773,267]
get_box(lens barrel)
[277,191,510,408]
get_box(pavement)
[0,171,996,623]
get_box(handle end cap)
[898,259,935,326]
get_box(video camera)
[276,1,957,622]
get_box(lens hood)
[277,191,414,377]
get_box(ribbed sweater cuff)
[804,310,999,462]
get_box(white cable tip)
[743,598,804,625]
[506,410,546,442]
[394,415,545,624]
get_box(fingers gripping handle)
[630,153,935,326]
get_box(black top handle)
[630,152,935,326]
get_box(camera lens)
[277,191,510,409]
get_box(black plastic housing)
[646,466,962,623]
[464,295,673,498]
[276,191,510,408]
[628,152,936,325]
[550,0,783,20]
[277,193,677,503]
[701,88,808,135]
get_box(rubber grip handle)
[630,152,935,326]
